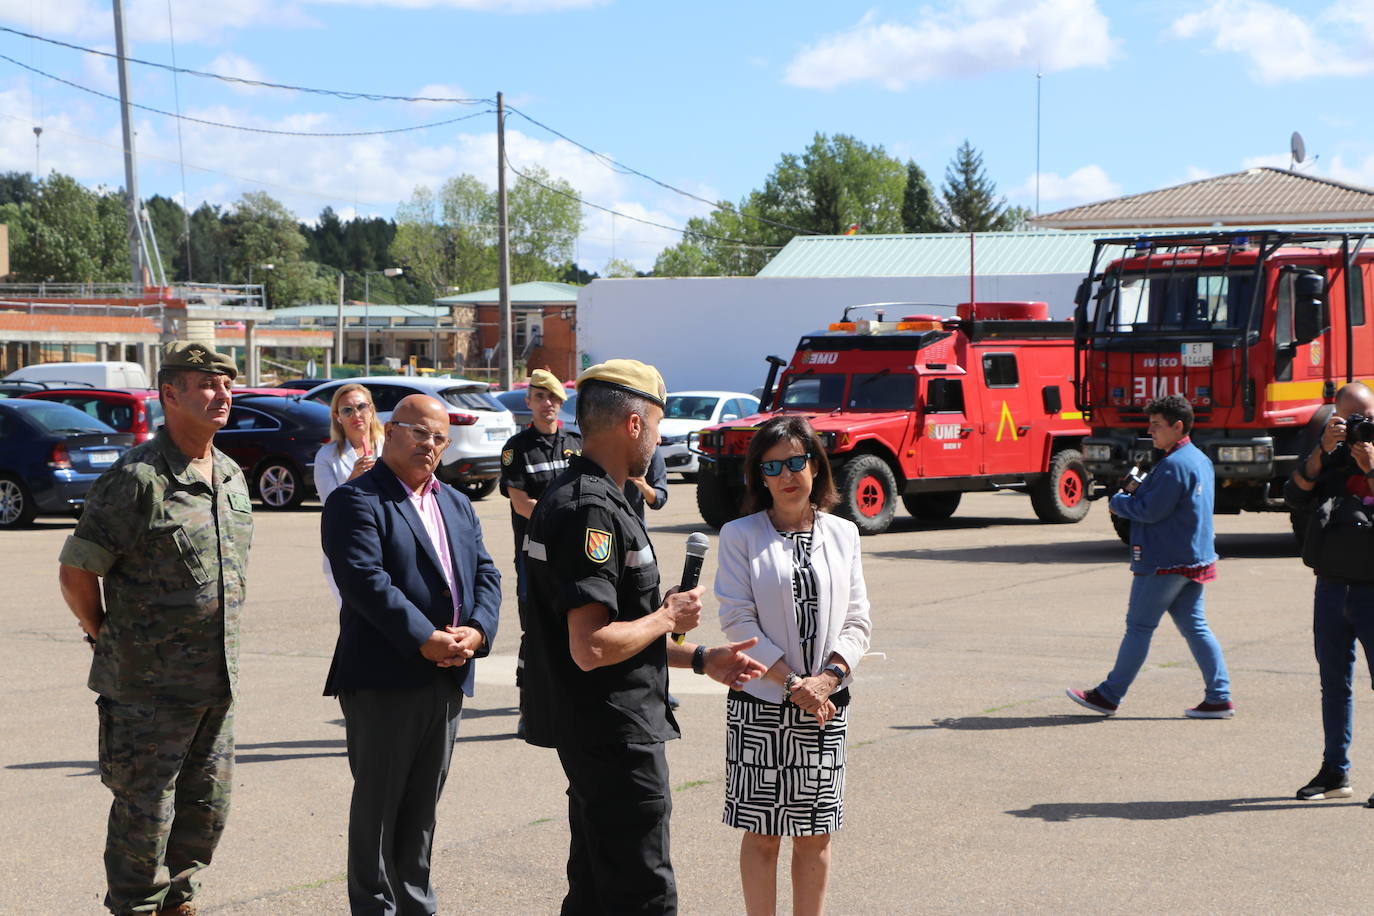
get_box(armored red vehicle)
[1071,229,1374,539]
[692,301,1093,535]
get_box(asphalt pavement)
[4,481,1373,914]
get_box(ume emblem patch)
[585,528,613,563]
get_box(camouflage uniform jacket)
[60,427,254,706]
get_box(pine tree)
[940,141,1009,232]
[900,160,946,233]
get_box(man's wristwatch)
[823,663,846,685]
[691,644,706,675]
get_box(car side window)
[367,385,407,413]
[225,406,280,431]
[925,378,966,413]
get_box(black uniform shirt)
[521,454,681,749]
[499,424,582,554]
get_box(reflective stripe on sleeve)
[624,544,655,568]
[524,536,548,561]
[524,459,569,475]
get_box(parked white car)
[659,390,760,480]
[302,377,517,499]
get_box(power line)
[0,24,490,104]
[505,104,820,237]
[0,53,494,137]
[504,156,781,250]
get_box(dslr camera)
[1344,413,1374,445]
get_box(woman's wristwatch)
[823,663,846,686]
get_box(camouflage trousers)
[96,697,234,915]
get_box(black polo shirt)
[520,454,680,749]
[499,424,582,555]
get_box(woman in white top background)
[314,383,385,604]
[715,415,872,916]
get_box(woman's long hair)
[741,416,838,514]
[328,383,384,455]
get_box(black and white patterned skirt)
[722,694,848,836]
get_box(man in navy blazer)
[322,394,501,915]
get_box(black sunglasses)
[760,453,812,477]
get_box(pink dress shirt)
[402,475,462,625]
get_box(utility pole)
[336,272,345,377]
[496,91,513,389]
[112,0,145,289]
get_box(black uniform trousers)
[555,741,676,916]
[338,677,464,916]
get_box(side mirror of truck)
[1293,272,1327,345]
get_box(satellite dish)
[1291,131,1307,167]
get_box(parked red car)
[20,388,164,444]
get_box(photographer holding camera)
[1286,381,1374,803]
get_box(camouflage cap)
[162,340,239,380]
[527,368,567,401]
[576,358,666,408]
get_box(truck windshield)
[778,373,845,410]
[848,372,915,410]
[1097,271,1257,334]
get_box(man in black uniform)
[521,358,766,915]
[500,368,581,733]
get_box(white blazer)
[715,509,872,704]
[314,436,385,606]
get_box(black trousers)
[339,678,464,916]
[556,741,677,916]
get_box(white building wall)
[577,274,1080,393]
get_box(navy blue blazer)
[321,457,501,697]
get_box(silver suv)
[303,377,517,499]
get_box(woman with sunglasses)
[315,384,386,603]
[715,415,872,916]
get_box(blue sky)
[2,0,1374,273]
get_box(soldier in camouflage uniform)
[58,341,253,916]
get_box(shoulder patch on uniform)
[502,449,515,466]
[585,527,613,563]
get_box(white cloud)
[309,0,607,9]
[204,53,268,94]
[1170,0,1374,83]
[784,0,1116,91]
[0,0,321,43]
[1015,164,1119,205]
[1240,151,1292,170]
[1326,153,1374,190]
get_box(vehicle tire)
[1030,449,1091,524]
[0,475,36,528]
[901,491,962,521]
[1110,512,1131,545]
[256,460,305,510]
[457,479,498,500]
[834,455,898,535]
[696,465,743,530]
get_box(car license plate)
[486,428,512,441]
[88,450,118,466]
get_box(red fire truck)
[1071,229,1374,539]
[692,301,1093,535]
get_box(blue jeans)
[1313,578,1374,771]
[1096,574,1231,706]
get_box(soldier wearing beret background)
[520,358,766,915]
[499,368,582,735]
[59,340,253,916]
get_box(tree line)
[654,135,1029,276]
[0,134,1024,300]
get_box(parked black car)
[0,399,133,528]
[275,378,332,392]
[217,394,332,510]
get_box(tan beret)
[161,340,238,380]
[527,368,567,401]
[576,358,666,407]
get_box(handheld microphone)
[672,532,710,644]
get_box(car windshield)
[440,387,503,411]
[23,403,114,435]
[1097,270,1258,333]
[146,398,164,427]
[665,396,720,421]
[778,373,845,410]
[848,372,915,410]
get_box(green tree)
[3,173,126,282]
[144,194,190,281]
[757,133,907,237]
[222,191,328,306]
[940,140,1021,232]
[508,166,582,282]
[901,160,946,233]
[186,203,229,283]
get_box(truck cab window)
[925,378,965,413]
[982,354,1019,387]
[779,374,845,410]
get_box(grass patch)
[674,779,711,792]
[527,817,552,826]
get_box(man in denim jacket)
[1284,382,1374,802]
[1068,395,1234,718]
